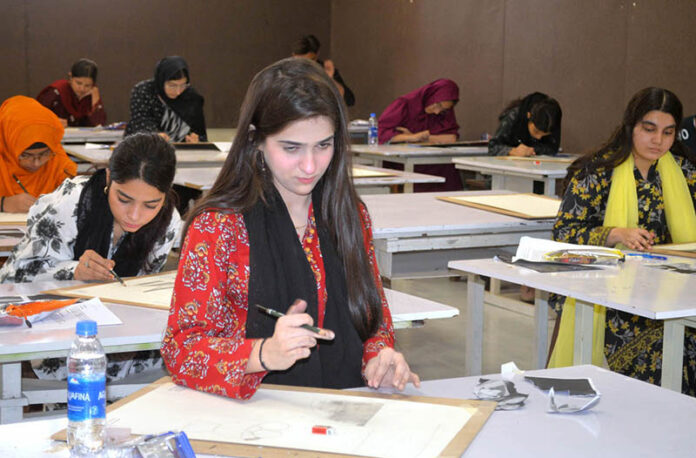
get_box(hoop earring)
[258,152,266,172]
[103,186,108,195]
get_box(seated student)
[36,58,106,127]
[488,92,562,157]
[549,87,696,395]
[678,113,696,154]
[292,34,355,107]
[161,58,419,399]
[125,56,207,143]
[378,79,459,145]
[0,133,181,381]
[0,96,77,213]
[377,79,461,191]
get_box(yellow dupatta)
[548,151,696,368]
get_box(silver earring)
[103,186,108,194]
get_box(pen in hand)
[109,269,126,286]
[254,304,334,339]
[12,174,29,194]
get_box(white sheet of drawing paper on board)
[448,194,560,218]
[107,383,473,458]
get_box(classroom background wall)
[0,0,330,131]
[2,0,695,153]
[331,0,696,153]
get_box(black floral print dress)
[552,154,696,395]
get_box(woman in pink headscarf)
[377,79,461,191]
[378,79,459,144]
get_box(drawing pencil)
[254,304,334,338]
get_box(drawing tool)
[11,174,28,193]
[109,269,127,286]
[254,304,334,338]
[625,253,668,261]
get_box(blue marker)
[626,253,667,260]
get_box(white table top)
[5,365,695,458]
[61,127,124,144]
[0,282,167,361]
[173,164,445,191]
[65,144,229,166]
[385,288,458,323]
[362,190,554,239]
[351,143,488,157]
[453,156,570,177]
[363,365,696,458]
[449,257,696,320]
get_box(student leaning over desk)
[0,133,181,381]
[161,58,420,399]
[488,92,562,157]
[549,87,696,395]
[125,56,207,143]
[0,96,77,213]
[36,58,106,128]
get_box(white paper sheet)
[0,297,122,333]
[0,212,28,225]
[513,236,619,263]
[108,383,473,458]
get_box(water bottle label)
[68,374,106,421]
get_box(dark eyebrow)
[641,120,676,129]
[116,189,163,204]
[278,135,334,146]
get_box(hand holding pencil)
[250,300,335,373]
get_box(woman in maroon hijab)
[377,79,461,191]
[378,79,459,144]
[36,58,106,127]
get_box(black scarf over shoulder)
[154,56,207,140]
[73,170,143,277]
[243,184,364,389]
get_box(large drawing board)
[43,271,176,310]
[438,193,561,219]
[55,377,494,457]
[351,166,395,178]
[0,212,27,226]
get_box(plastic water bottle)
[67,320,107,456]
[368,113,378,145]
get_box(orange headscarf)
[0,96,77,198]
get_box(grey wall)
[331,0,696,153]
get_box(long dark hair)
[107,133,177,271]
[185,57,382,339]
[70,58,98,82]
[565,87,695,190]
[502,92,562,133]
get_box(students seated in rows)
[161,58,419,399]
[125,56,207,143]
[0,96,77,213]
[0,132,181,283]
[36,58,106,128]
[377,79,461,191]
[292,34,355,107]
[488,92,562,157]
[378,79,459,145]
[549,87,696,395]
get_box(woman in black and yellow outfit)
[550,87,696,395]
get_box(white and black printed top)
[0,176,181,283]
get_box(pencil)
[11,174,28,193]
[254,304,334,338]
[109,269,126,286]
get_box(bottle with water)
[67,320,107,456]
[367,113,378,146]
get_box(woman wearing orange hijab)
[0,96,77,213]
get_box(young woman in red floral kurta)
[161,58,419,399]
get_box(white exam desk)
[174,164,445,194]
[452,156,572,196]
[64,143,230,168]
[0,281,455,423]
[448,257,696,392]
[351,144,488,192]
[5,365,696,457]
[61,127,124,144]
[362,191,554,280]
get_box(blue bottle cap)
[76,320,97,336]
[370,113,376,117]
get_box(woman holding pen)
[161,58,419,399]
[0,96,77,213]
